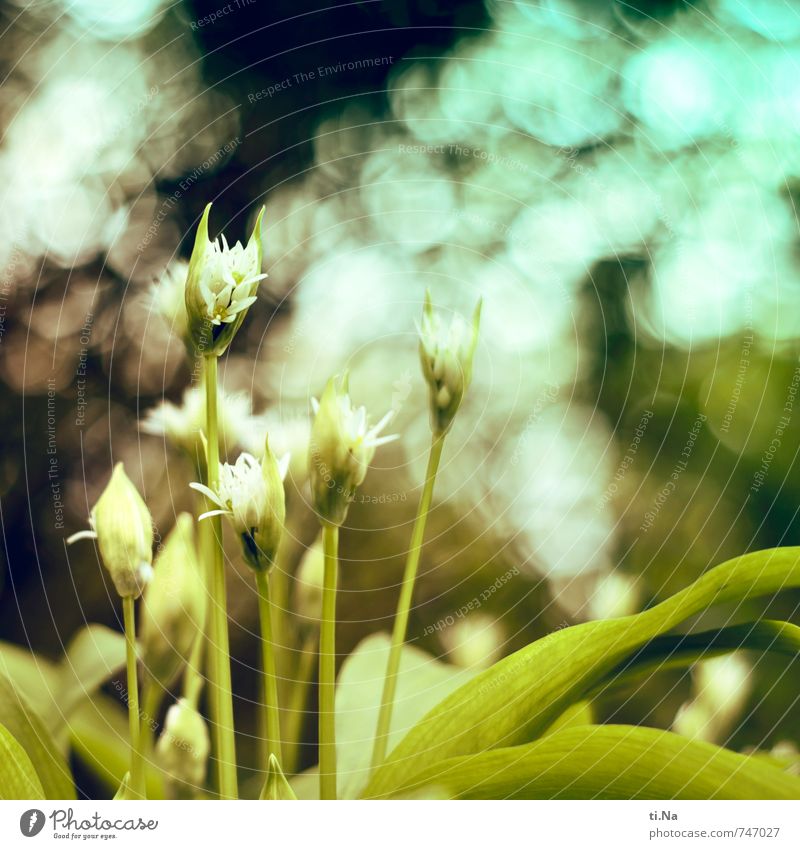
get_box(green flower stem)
[255,569,283,766]
[283,629,319,775]
[188,484,211,713]
[371,432,445,772]
[204,353,238,800]
[267,535,292,742]
[122,595,146,799]
[319,522,339,800]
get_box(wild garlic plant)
[191,438,290,780]
[67,463,155,799]
[182,203,267,799]
[54,204,800,804]
[371,292,481,773]
[307,375,399,799]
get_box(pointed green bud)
[156,698,210,790]
[307,375,398,526]
[418,292,482,435]
[139,514,206,689]
[250,435,287,570]
[184,203,267,357]
[68,463,154,598]
[259,753,297,800]
[113,771,136,800]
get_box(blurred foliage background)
[1,0,800,792]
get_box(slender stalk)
[270,556,290,668]
[371,433,445,771]
[259,536,290,771]
[204,353,238,799]
[122,595,146,799]
[255,569,282,765]
[190,484,211,712]
[283,629,319,775]
[319,522,339,800]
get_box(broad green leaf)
[541,700,593,736]
[0,669,75,799]
[70,692,164,799]
[398,725,800,800]
[592,620,800,697]
[336,633,475,799]
[0,625,125,746]
[57,625,126,721]
[0,722,45,800]
[365,547,800,797]
[0,641,58,714]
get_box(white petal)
[370,409,395,437]
[229,295,257,315]
[198,508,230,522]
[189,481,226,508]
[66,528,98,544]
[370,432,400,447]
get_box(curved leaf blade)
[58,625,126,721]
[400,725,800,800]
[0,670,75,799]
[592,620,800,697]
[70,692,164,800]
[0,723,46,800]
[366,547,800,797]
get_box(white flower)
[308,375,399,525]
[140,386,260,461]
[241,409,311,482]
[190,450,290,535]
[151,260,191,352]
[197,234,266,326]
[184,203,266,356]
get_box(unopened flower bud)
[418,292,482,435]
[67,463,154,598]
[251,435,288,569]
[184,202,266,357]
[140,514,206,689]
[259,753,297,800]
[308,375,398,526]
[190,445,289,571]
[156,698,210,790]
[113,772,135,800]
